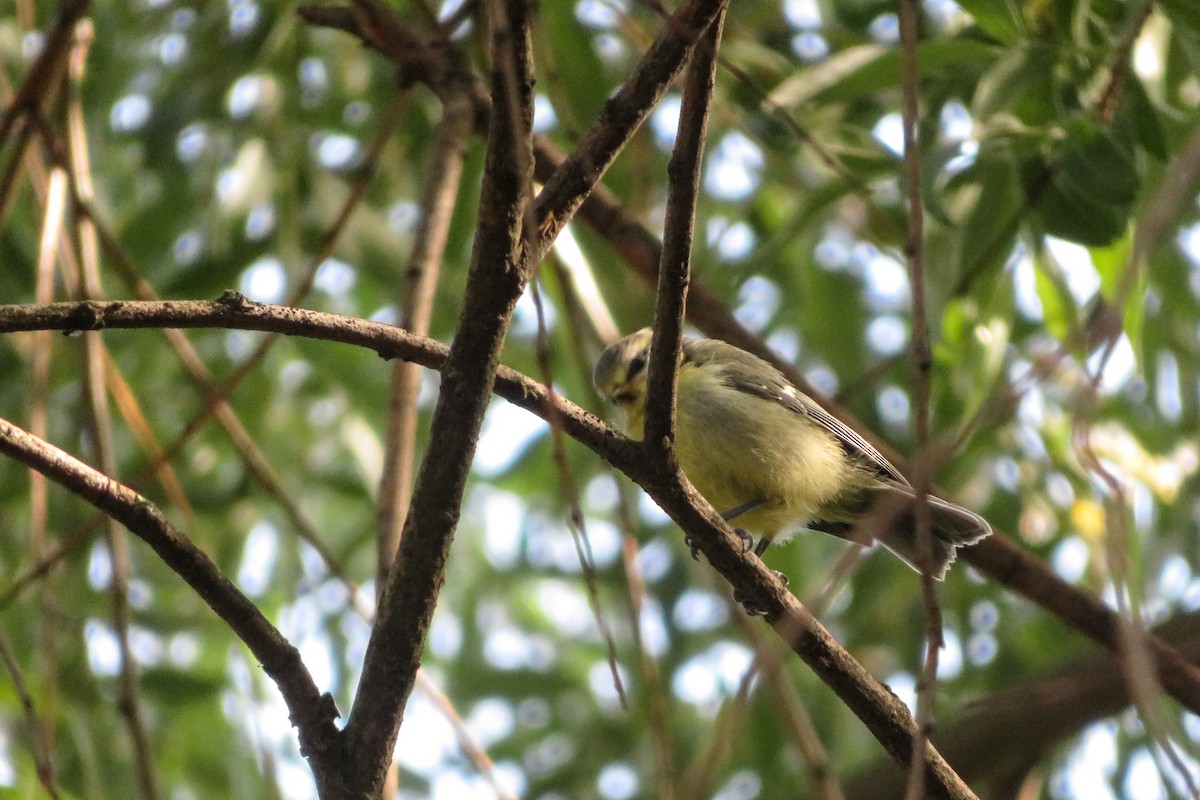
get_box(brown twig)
[616,483,677,799]
[528,0,732,265]
[0,628,62,799]
[377,89,474,582]
[681,612,756,799]
[1097,0,1154,124]
[846,611,1200,797]
[60,89,408,515]
[740,615,848,800]
[896,2,943,798]
[65,21,161,797]
[642,4,725,450]
[0,0,88,157]
[629,0,867,191]
[28,155,62,766]
[529,278,629,708]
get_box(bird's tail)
[816,485,990,579]
[873,491,991,580]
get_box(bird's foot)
[684,534,701,561]
[734,586,767,616]
[734,527,754,553]
[734,569,789,616]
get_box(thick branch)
[340,1,535,794]
[846,611,1200,799]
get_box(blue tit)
[594,328,991,578]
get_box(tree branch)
[340,0,536,793]
[377,89,475,583]
[642,3,726,452]
[0,414,342,791]
[845,611,1200,799]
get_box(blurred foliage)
[1,0,1200,799]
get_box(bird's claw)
[734,587,768,616]
[684,534,701,561]
[734,569,789,616]
[734,527,754,553]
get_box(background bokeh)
[2,0,1200,798]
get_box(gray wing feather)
[683,337,909,486]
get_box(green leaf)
[769,40,997,108]
[952,139,1025,289]
[1055,119,1139,206]
[1091,227,1145,356]
[1090,227,1134,297]
[972,44,1056,123]
[1026,120,1140,246]
[957,0,1027,43]
[1118,76,1169,161]
[1034,251,1074,341]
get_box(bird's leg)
[722,497,767,522]
[721,498,767,554]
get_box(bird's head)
[593,327,654,415]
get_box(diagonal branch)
[0,415,342,787]
[300,0,730,269]
[527,0,729,264]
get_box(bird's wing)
[690,339,910,486]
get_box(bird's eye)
[627,354,647,379]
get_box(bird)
[593,328,991,579]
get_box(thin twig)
[616,483,677,799]
[529,278,629,708]
[0,628,62,799]
[643,4,726,450]
[377,89,474,581]
[1097,0,1154,124]
[629,0,868,191]
[528,0,732,265]
[681,617,756,799]
[0,0,88,153]
[896,1,942,798]
[28,153,61,766]
[65,20,161,798]
[846,611,1200,796]
[740,616,848,800]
